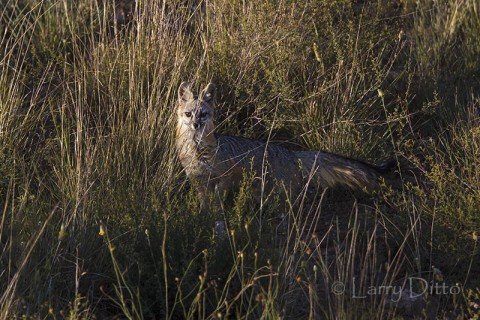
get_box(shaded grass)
[0,0,479,318]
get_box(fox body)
[175,82,391,210]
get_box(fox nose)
[193,122,200,129]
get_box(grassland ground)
[0,0,479,318]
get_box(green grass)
[1,0,479,318]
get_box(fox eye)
[185,111,192,117]
[200,112,208,118]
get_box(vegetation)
[0,0,479,318]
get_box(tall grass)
[0,0,479,318]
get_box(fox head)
[176,82,216,148]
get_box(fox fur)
[175,82,393,210]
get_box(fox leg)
[213,181,229,212]
[196,185,216,214]
[213,179,230,238]
[196,179,228,238]
[196,184,210,213]
[196,180,226,212]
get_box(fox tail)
[295,151,395,190]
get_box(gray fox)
[175,82,393,211]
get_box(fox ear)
[200,83,216,104]
[178,82,194,103]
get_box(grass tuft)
[0,0,479,318]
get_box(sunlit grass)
[0,0,479,318]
